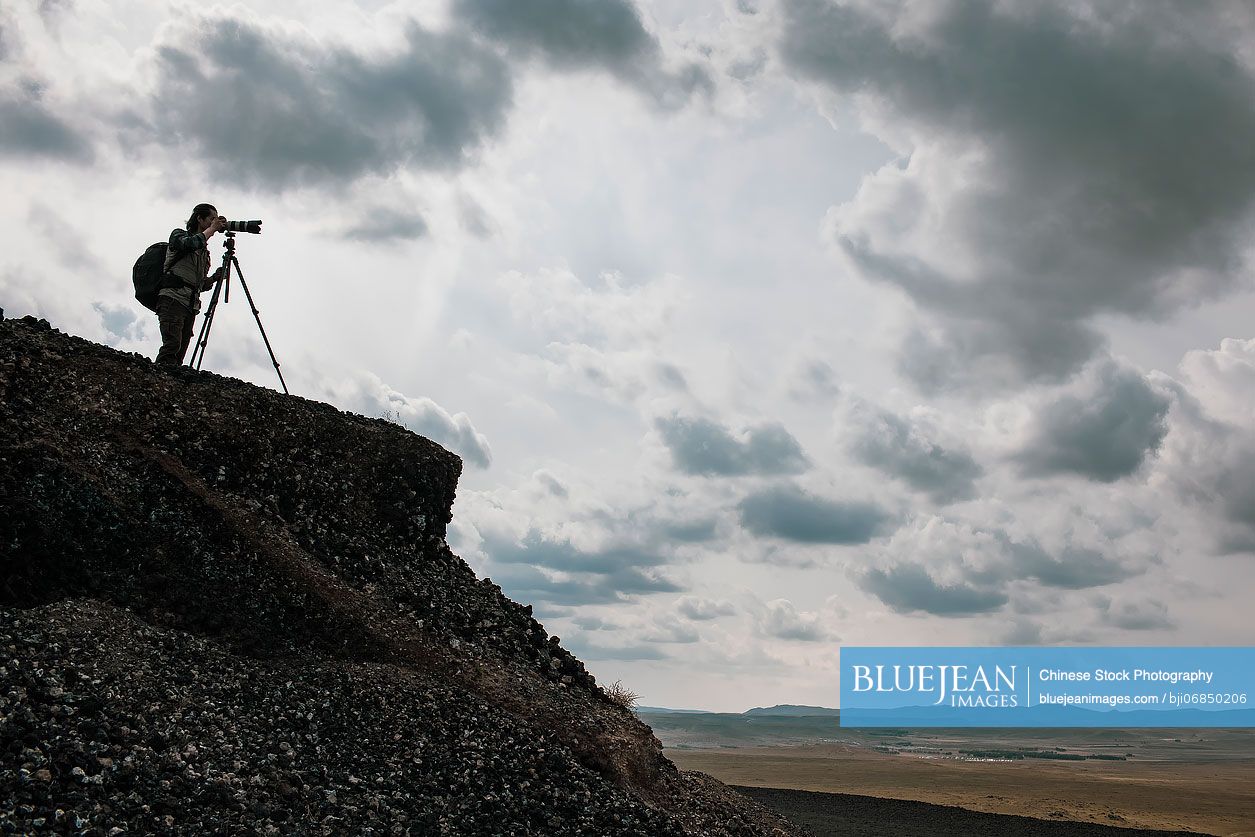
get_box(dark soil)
[731,786,1216,837]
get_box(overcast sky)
[5,0,1255,711]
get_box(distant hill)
[744,705,840,717]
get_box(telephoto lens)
[224,219,263,234]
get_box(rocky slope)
[0,316,798,836]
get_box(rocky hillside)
[0,316,798,836]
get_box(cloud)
[781,0,1255,391]
[756,598,835,642]
[37,0,72,26]
[0,16,12,62]
[868,517,1139,617]
[1152,341,1255,552]
[1096,595,1175,631]
[675,595,736,621]
[659,516,719,542]
[0,80,93,163]
[858,562,1007,616]
[641,613,701,643]
[561,635,667,661]
[502,269,690,406]
[321,371,491,468]
[534,469,569,498]
[1001,620,1042,645]
[140,12,513,190]
[341,207,428,243]
[29,202,95,269]
[479,528,682,606]
[1013,361,1170,482]
[571,614,619,631]
[91,302,144,344]
[486,527,667,574]
[787,357,841,402]
[452,0,713,108]
[501,269,681,347]
[841,398,982,503]
[656,414,809,476]
[1003,540,1132,591]
[737,483,891,544]
[1176,337,1255,427]
[0,20,89,163]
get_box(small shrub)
[605,680,640,709]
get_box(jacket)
[158,228,216,313]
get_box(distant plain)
[642,711,1255,836]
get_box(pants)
[155,297,195,366]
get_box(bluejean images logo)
[851,662,1019,708]
[839,647,1255,728]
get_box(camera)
[223,218,263,234]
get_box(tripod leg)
[229,256,289,395]
[189,274,225,369]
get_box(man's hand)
[204,216,227,239]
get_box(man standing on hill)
[155,203,226,366]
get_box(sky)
[4,0,1255,712]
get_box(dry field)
[670,743,1255,836]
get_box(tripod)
[189,232,289,395]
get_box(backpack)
[132,240,190,312]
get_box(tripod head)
[222,230,237,255]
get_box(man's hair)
[185,203,218,233]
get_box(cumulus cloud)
[0,79,93,163]
[737,483,892,544]
[561,635,667,661]
[452,0,713,108]
[1175,337,1255,427]
[756,598,835,642]
[534,469,570,498]
[1012,361,1171,482]
[571,614,619,631]
[856,516,1140,617]
[656,414,809,476]
[320,371,492,468]
[676,595,736,620]
[641,612,701,643]
[501,268,681,347]
[659,516,720,542]
[1153,339,1255,553]
[29,202,96,269]
[1003,540,1133,590]
[480,528,682,606]
[91,302,144,344]
[502,269,690,406]
[840,397,982,503]
[341,206,429,243]
[139,13,513,190]
[787,357,841,402]
[858,562,1007,616]
[1096,595,1175,631]
[452,475,728,609]
[781,0,1255,392]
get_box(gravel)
[0,316,799,836]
